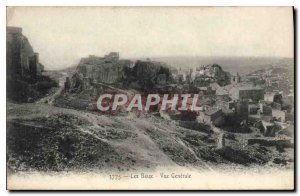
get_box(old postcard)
[6,7,294,190]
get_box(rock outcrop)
[6,26,57,102]
[7,26,43,79]
[65,54,172,93]
[76,52,131,85]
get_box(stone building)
[6,26,43,79]
[264,92,283,104]
[197,107,225,126]
[231,72,241,84]
[272,109,286,122]
[259,101,273,116]
[198,86,216,95]
[175,68,187,83]
[229,85,264,102]
[248,103,259,115]
[235,100,249,121]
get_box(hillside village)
[55,51,295,162]
[61,52,294,138]
[7,26,294,172]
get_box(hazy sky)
[7,7,294,70]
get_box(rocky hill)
[54,54,173,110]
[6,54,294,173]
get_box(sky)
[7,7,294,70]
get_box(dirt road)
[36,71,68,105]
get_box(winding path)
[36,72,68,105]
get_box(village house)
[229,85,264,102]
[209,82,220,90]
[174,68,187,83]
[264,91,283,104]
[264,92,277,102]
[248,103,259,115]
[216,85,232,96]
[259,100,273,116]
[235,100,249,121]
[264,124,282,137]
[231,72,241,84]
[272,109,286,122]
[197,107,225,126]
[198,86,216,95]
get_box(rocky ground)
[7,103,294,173]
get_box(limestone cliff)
[7,26,43,79]
[74,53,132,85]
[66,54,172,94]
[6,26,57,102]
